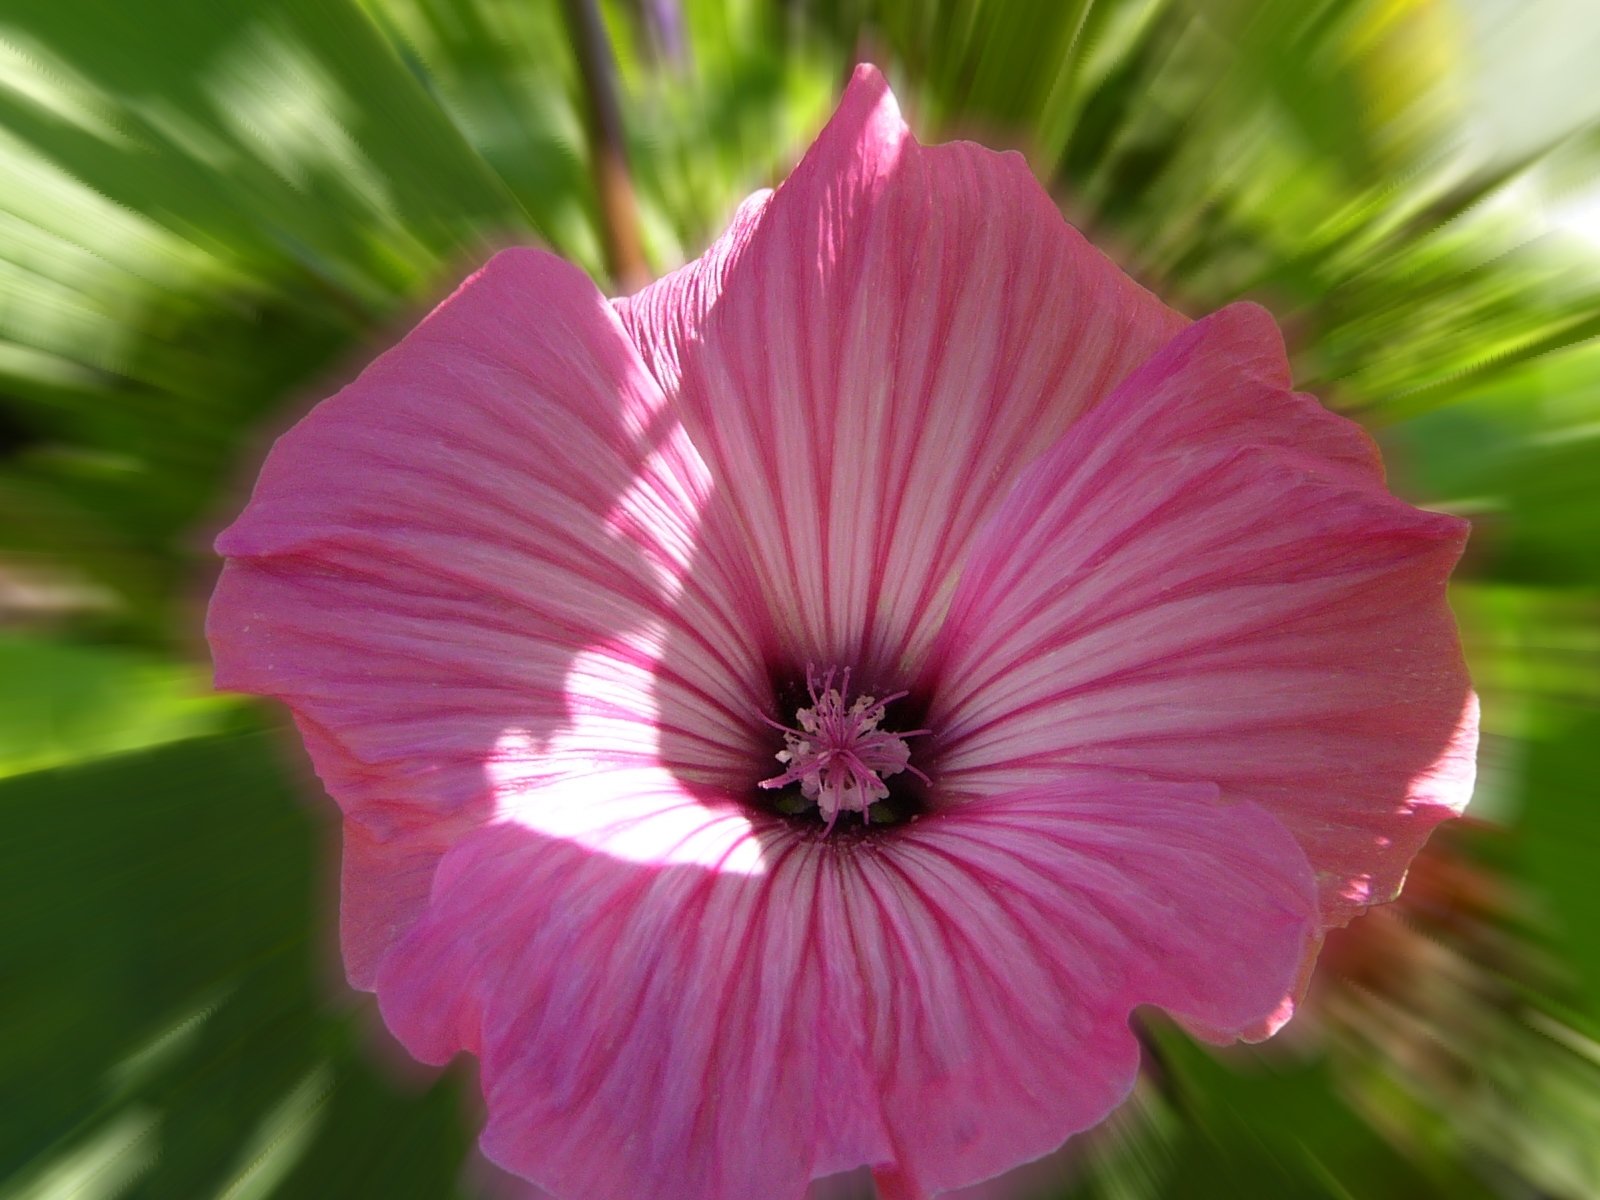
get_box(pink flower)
[208,66,1477,1200]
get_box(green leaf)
[0,729,478,1198]
[1522,709,1600,1014]
[0,635,232,777]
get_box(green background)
[2,1,1598,1196]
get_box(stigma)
[759,667,928,832]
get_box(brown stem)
[559,0,649,292]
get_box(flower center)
[759,667,928,833]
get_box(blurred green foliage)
[1,1,1597,1197]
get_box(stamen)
[759,666,928,832]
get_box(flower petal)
[339,806,472,988]
[614,187,773,395]
[207,249,768,984]
[617,65,1185,679]
[858,783,1316,1195]
[376,773,1315,1200]
[377,810,889,1200]
[928,304,1477,932]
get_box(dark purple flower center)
[758,666,930,833]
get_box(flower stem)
[559,0,649,292]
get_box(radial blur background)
[2,1,1598,1197]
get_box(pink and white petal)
[376,773,1314,1200]
[927,305,1477,933]
[273,710,477,990]
[339,809,478,990]
[614,187,773,395]
[376,810,890,1200]
[208,249,769,981]
[623,64,1186,679]
[851,782,1315,1196]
